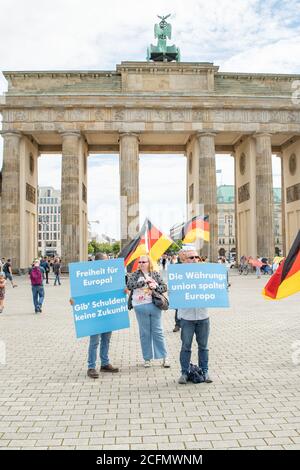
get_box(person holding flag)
[126,254,170,368]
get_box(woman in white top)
[127,255,170,368]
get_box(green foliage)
[88,240,120,256]
[88,242,95,254]
[111,241,121,256]
[166,239,182,254]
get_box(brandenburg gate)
[1,60,300,271]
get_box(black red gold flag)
[263,230,300,300]
[181,215,210,244]
[119,218,173,272]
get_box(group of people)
[2,249,213,385]
[81,248,213,385]
[160,253,209,270]
[240,255,280,278]
[0,255,62,315]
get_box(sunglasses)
[188,256,200,260]
[138,261,149,264]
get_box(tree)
[166,240,182,254]
[112,241,120,256]
[87,240,120,257]
[88,242,94,254]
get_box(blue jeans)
[180,318,210,375]
[54,274,61,285]
[88,332,112,369]
[32,285,45,312]
[134,303,168,361]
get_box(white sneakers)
[162,358,171,368]
[143,358,171,368]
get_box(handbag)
[151,289,169,311]
[141,271,169,310]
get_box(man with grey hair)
[177,246,213,385]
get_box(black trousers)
[175,309,181,327]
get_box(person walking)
[40,257,50,284]
[2,259,17,288]
[53,258,61,286]
[177,247,213,385]
[127,255,170,368]
[29,260,45,314]
[0,272,6,313]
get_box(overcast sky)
[0,0,298,238]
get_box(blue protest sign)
[168,263,229,309]
[69,258,129,338]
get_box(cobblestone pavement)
[0,272,300,450]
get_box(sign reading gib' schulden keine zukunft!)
[69,259,129,338]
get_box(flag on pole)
[181,215,210,244]
[262,230,300,300]
[119,218,173,272]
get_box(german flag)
[263,230,300,300]
[181,215,210,244]
[119,218,173,272]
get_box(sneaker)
[87,368,99,379]
[173,325,180,332]
[162,358,171,368]
[178,374,188,384]
[144,360,151,368]
[100,364,119,373]
[0,309,3,314]
[203,372,213,383]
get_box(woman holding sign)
[127,255,170,368]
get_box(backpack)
[30,267,43,286]
[3,263,9,273]
[187,364,205,384]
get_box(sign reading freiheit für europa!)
[69,258,129,338]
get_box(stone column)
[61,131,82,269]
[232,151,238,265]
[255,133,274,259]
[0,131,22,272]
[196,132,218,261]
[279,153,286,256]
[119,133,139,248]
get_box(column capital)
[118,132,140,142]
[253,132,273,139]
[195,131,217,139]
[59,130,82,139]
[0,130,23,139]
